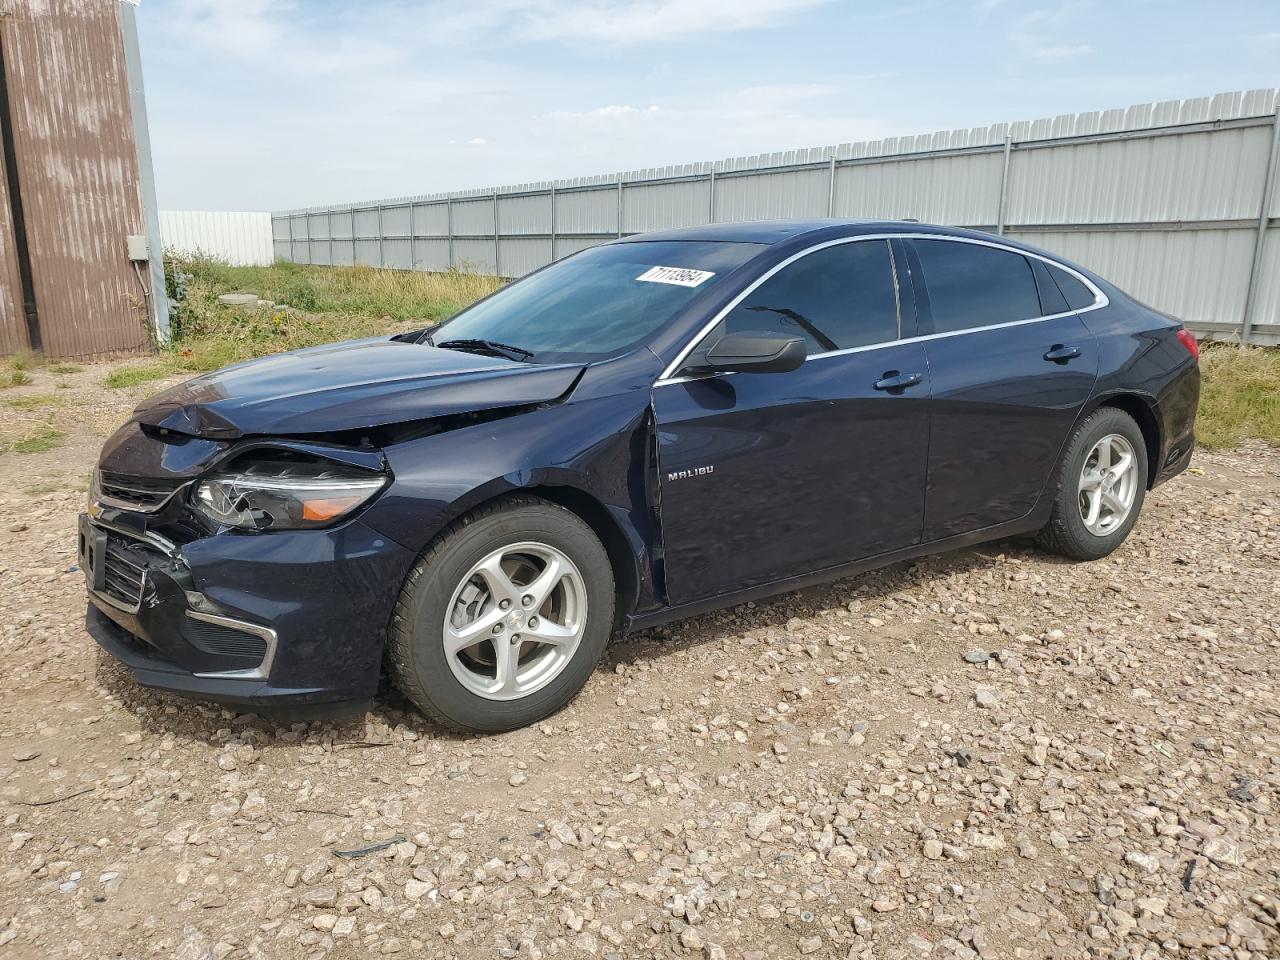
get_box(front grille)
[101,537,147,608]
[98,471,183,512]
[183,618,268,661]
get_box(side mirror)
[694,332,806,374]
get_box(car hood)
[132,338,585,439]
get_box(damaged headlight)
[191,454,387,531]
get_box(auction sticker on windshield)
[636,266,716,287]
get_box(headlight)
[191,454,387,531]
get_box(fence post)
[549,185,557,262]
[409,203,416,271]
[286,212,293,263]
[827,154,836,216]
[492,193,501,277]
[1241,106,1280,346]
[349,209,356,265]
[327,209,334,267]
[996,134,1013,236]
[617,177,624,238]
[376,205,385,267]
[708,168,716,223]
[447,198,455,270]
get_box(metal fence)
[274,88,1280,344]
[159,211,274,266]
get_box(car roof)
[612,219,986,245]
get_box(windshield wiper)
[434,338,535,362]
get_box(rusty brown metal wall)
[0,115,27,355]
[0,0,151,359]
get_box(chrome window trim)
[189,610,279,681]
[654,232,1108,386]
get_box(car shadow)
[93,534,1051,745]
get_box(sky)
[137,0,1280,212]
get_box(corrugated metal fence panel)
[1009,125,1274,225]
[556,188,616,235]
[354,239,379,265]
[453,199,495,236]
[714,169,828,222]
[836,153,1003,225]
[414,238,450,271]
[498,238,552,276]
[497,193,551,235]
[382,238,411,269]
[624,180,711,232]
[1013,228,1257,328]
[1251,231,1280,329]
[0,129,29,353]
[3,0,148,358]
[332,239,354,267]
[270,89,1280,337]
[352,208,378,237]
[413,202,449,237]
[453,239,496,274]
[159,211,274,266]
[381,205,411,237]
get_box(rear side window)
[1048,264,1098,311]
[912,239,1041,334]
[713,240,899,354]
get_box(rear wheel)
[1037,407,1148,561]
[388,498,614,733]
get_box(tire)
[387,497,615,733]
[1036,406,1149,561]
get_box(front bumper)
[81,512,417,707]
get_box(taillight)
[1175,328,1199,363]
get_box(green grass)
[104,364,179,389]
[1,425,64,455]
[47,363,83,374]
[1197,343,1280,449]
[2,368,32,387]
[6,393,65,410]
[161,252,503,374]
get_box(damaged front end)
[81,421,416,706]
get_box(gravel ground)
[0,360,1278,960]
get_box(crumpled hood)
[132,337,585,439]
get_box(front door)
[653,239,931,606]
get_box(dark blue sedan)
[82,220,1200,731]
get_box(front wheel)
[387,498,615,733]
[1036,407,1149,561]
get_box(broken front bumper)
[80,512,417,707]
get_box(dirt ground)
[0,359,1277,960]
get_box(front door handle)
[1043,344,1081,363]
[873,371,923,391]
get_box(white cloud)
[467,137,488,145]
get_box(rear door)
[905,238,1100,541]
[653,238,931,605]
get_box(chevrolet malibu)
[82,220,1200,732]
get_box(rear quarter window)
[1048,264,1099,311]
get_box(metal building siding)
[0,136,27,353]
[1,0,148,358]
[158,211,274,266]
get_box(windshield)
[429,240,765,363]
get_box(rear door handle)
[1043,344,1081,363]
[873,371,923,391]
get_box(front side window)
[430,240,765,363]
[687,240,899,367]
[912,239,1041,334]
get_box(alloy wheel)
[1077,433,1138,536]
[443,541,587,701]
